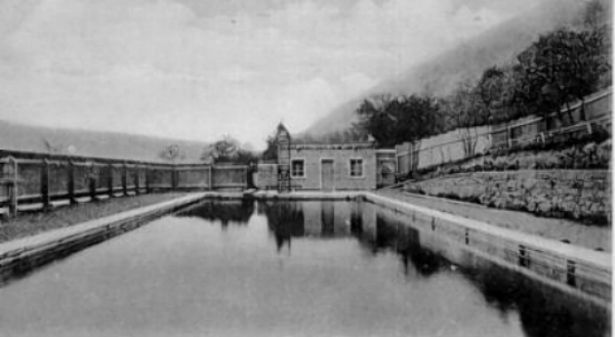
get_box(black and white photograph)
[0,0,611,336]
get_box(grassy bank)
[0,192,188,243]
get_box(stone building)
[288,142,377,191]
[254,124,396,191]
[253,124,382,191]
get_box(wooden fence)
[396,88,612,176]
[0,150,248,217]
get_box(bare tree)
[159,144,184,162]
[42,138,62,154]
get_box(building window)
[349,159,363,177]
[291,159,305,177]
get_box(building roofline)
[290,142,375,150]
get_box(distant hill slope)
[304,0,596,136]
[0,120,209,163]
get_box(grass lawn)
[0,192,188,244]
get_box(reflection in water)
[370,206,609,337]
[261,201,305,251]
[321,201,335,237]
[261,200,447,278]
[468,264,609,337]
[260,200,354,251]
[1,199,605,337]
[259,200,609,337]
[178,199,254,227]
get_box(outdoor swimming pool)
[0,199,608,337]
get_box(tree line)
[354,0,610,148]
[159,135,259,165]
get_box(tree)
[159,144,184,162]
[201,135,239,163]
[440,81,486,157]
[516,27,609,122]
[477,66,505,124]
[42,138,63,154]
[355,97,396,147]
[261,132,278,161]
[441,79,485,129]
[354,94,442,148]
[475,65,532,124]
[202,135,258,164]
[234,149,259,165]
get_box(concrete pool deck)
[0,189,610,308]
[0,193,207,282]
[377,189,611,251]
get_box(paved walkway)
[376,189,611,252]
[0,193,207,258]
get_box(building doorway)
[320,159,334,191]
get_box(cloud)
[0,0,547,149]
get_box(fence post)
[5,156,18,217]
[122,163,128,196]
[518,245,529,267]
[134,166,140,195]
[566,260,576,287]
[107,163,114,198]
[67,161,76,205]
[88,163,98,202]
[209,165,213,190]
[145,166,151,193]
[41,159,51,211]
[244,166,248,190]
[171,166,178,190]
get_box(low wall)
[255,164,277,190]
[0,150,249,215]
[404,170,611,223]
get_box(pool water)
[0,200,608,337]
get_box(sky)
[0,0,549,150]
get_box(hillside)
[304,0,595,136]
[0,120,208,163]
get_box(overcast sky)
[0,0,547,149]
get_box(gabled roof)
[276,123,290,139]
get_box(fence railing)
[396,88,612,176]
[0,150,248,217]
[396,113,612,176]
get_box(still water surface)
[0,200,608,337]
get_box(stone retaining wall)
[404,170,611,223]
